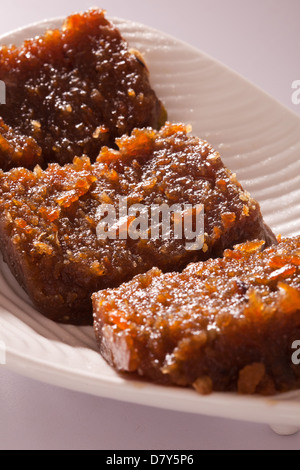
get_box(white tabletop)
[1,0,300,450]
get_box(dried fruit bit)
[33,241,54,256]
[244,288,265,319]
[216,179,227,191]
[93,125,109,139]
[90,261,106,277]
[202,243,208,253]
[221,212,236,229]
[269,265,296,281]
[114,128,156,158]
[235,240,265,254]
[243,205,250,216]
[269,254,300,269]
[277,282,300,314]
[39,207,60,222]
[193,376,213,395]
[213,226,222,241]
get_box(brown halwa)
[0,8,166,170]
[0,123,275,324]
[93,236,300,395]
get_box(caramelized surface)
[93,237,300,395]
[0,123,275,324]
[0,9,165,170]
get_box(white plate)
[1,16,300,429]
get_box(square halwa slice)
[0,123,275,324]
[0,8,166,170]
[93,237,300,395]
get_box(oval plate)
[1,16,300,427]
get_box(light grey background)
[0,0,300,450]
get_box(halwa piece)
[93,237,300,395]
[0,123,275,324]
[0,8,166,170]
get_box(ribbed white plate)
[1,16,300,429]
